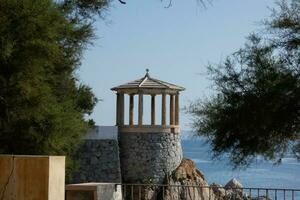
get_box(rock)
[130,160,250,200]
[224,178,244,200]
[225,178,243,189]
[210,183,226,199]
[163,158,216,200]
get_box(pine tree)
[0,0,109,177]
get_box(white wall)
[84,126,118,140]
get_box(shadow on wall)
[71,126,122,184]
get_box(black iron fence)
[116,183,300,200]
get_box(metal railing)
[116,183,300,200]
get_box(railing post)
[124,185,127,200]
[131,185,133,200]
[138,185,141,200]
[249,188,252,198]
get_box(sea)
[181,137,300,189]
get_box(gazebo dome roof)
[111,69,185,92]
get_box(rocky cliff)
[125,158,269,200]
[163,158,215,200]
[163,159,263,200]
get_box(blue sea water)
[181,138,300,189]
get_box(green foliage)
[188,0,300,167]
[0,0,107,178]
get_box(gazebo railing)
[118,125,180,134]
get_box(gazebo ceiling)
[111,69,185,92]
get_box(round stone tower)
[111,70,185,184]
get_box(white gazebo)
[111,69,185,134]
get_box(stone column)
[116,93,120,125]
[119,93,125,125]
[175,94,179,125]
[161,94,166,126]
[129,94,134,125]
[151,94,156,125]
[138,93,143,126]
[170,94,175,125]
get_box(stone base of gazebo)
[118,131,182,184]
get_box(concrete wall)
[48,156,66,200]
[72,126,122,183]
[66,183,122,200]
[0,155,65,200]
[119,132,182,184]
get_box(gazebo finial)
[145,68,150,77]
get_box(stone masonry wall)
[119,132,182,184]
[72,139,122,183]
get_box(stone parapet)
[119,125,180,134]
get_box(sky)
[78,0,275,129]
